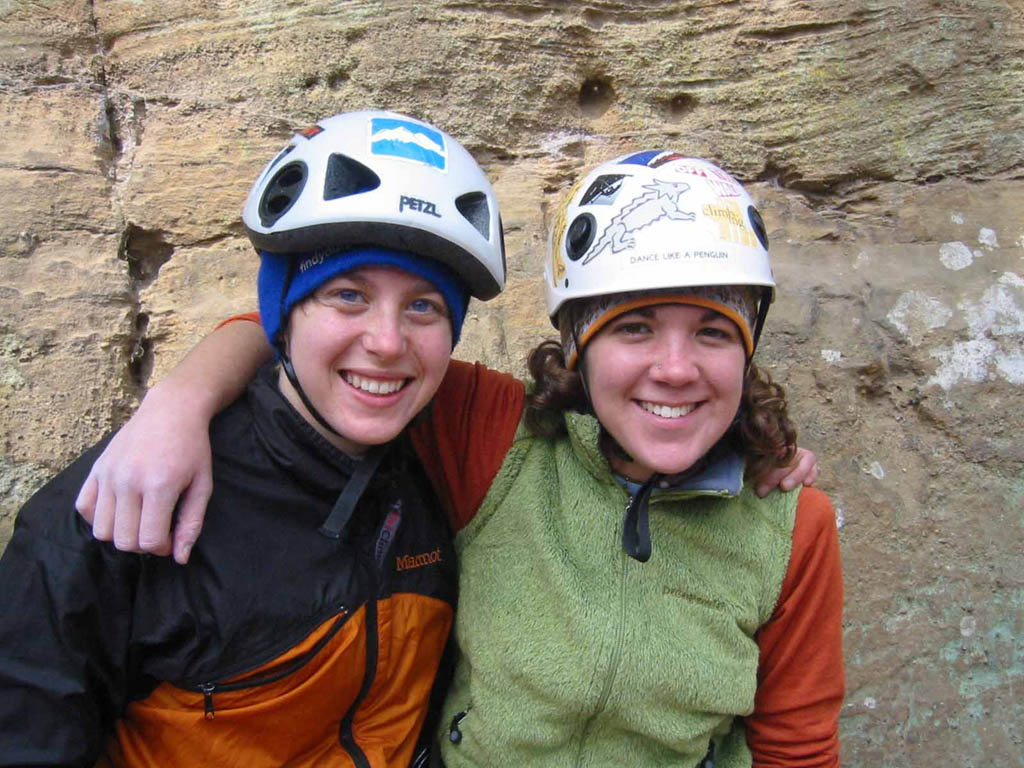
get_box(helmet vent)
[264,144,295,176]
[566,214,596,261]
[323,153,381,201]
[747,206,769,250]
[455,191,491,240]
[580,174,625,205]
[259,161,308,227]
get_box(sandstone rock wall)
[1,1,1021,763]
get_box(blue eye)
[409,297,445,315]
[314,285,365,309]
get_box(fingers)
[754,448,821,498]
[171,474,213,565]
[754,472,782,498]
[137,489,176,558]
[804,459,820,487]
[90,478,117,541]
[111,488,144,553]
[777,448,819,492]
[75,473,98,525]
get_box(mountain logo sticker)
[369,117,447,171]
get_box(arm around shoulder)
[76,315,271,563]
[411,360,526,532]
[746,486,844,767]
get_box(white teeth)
[640,401,695,419]
[344,373,405,395]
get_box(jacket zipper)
[337,503,400,767]
[337,588,378,768]
[574,499,632,766]
[198,604,349,719]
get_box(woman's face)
[280,265,453,455]
[583,303,746,482]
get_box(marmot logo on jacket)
[396,548,443,572]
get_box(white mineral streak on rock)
[994,346,1024,384]
[959,616,977,637]
[929,339,996,390]
[978,228,998,249]
[951,212,964,225]
[887,292,952,345]
[939,242,974,271]
[538,131,588,155]
[821,349,842,363]
[965,272,1024,336]
[868,462,885,479]
[928,273,1024,390]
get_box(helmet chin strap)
[750,287,771,353]
[279,350,388,542]
[279,352,350,441]
[274,260,350,443]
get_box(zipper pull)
[449,710,467,744]
[200,682,216,720]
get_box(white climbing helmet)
[545,151,775,339]
[242,109,505,300]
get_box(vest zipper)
[196,604,350,719]
[574,512,631,766]
[448,708,469,744]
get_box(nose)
[362,306,406,359]
[651,334,699,385]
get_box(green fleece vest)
[439,411,797,768]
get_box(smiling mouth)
[342,372,408,395]
[638,400,697,419]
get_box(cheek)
[717,362,746,408]
[416,331,454,378]
[583,360,629,424]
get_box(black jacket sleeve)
[0,440,139,767]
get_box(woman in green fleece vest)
[437,153,843,767]
[74,152,841,766]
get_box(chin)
[639,452,703,477]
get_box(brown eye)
[614,321,650,336]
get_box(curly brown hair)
[524,339,796,480]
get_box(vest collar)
[563,410,744,499]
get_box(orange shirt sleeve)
[217,311,261,329]
[746,486,844,767]
[410,360,525,533]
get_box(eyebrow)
[322,272,441,295]
[700,309,727,322]
[616,306,726,322]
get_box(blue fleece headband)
[258,247,470,349]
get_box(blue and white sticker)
[369,117,447,172]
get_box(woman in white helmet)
[72,150,838,766]
[0,111,506,767]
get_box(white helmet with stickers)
[545,151,775,343]
[242,109,505,300]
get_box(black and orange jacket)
[0,365,457,768]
